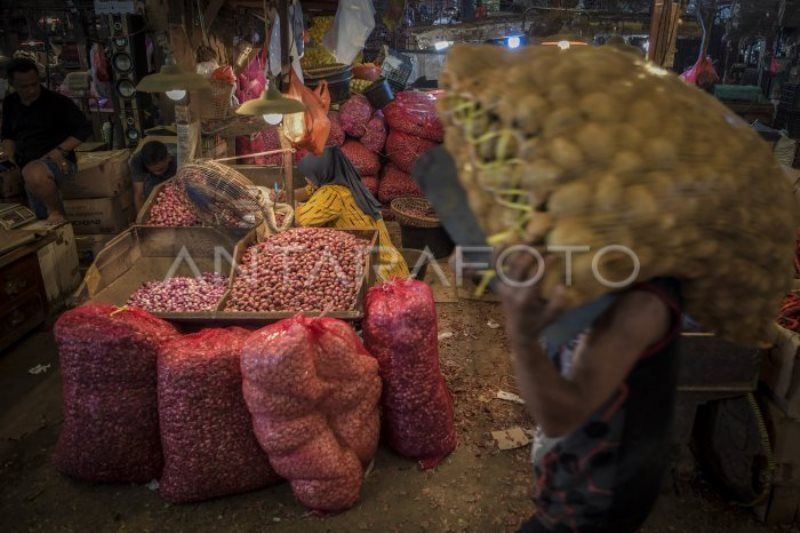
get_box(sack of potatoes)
[438,44,797,346]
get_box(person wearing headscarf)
[296,147,409,281]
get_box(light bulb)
[263,113,283,125]
[557,40,571,50]
[166,89,186,101]
[434,41,452,51]
[507,36,521,49]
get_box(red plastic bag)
[385,130,438,173]
[340,95,374,138]
[353,63,382,82]
[361,112,387,153]
[286,70,331,155]
[327,110,345,147]
[241,315,381,512]
[384,90,445,142]
[681,55,719,90]
[158,327,282,503]
[363,279,457,468]
[378,163,423,203]
[342,140,381,176]
[211,65,236,84]
[53,304,178,483]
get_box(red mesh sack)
[241,315,381,512]
[327,110,345,147]
[53,304,178,483]
[342,140,381,176]
[383,90,445,142]
[363,280,457,469]
[158,327,282,503]
[362,176,378,196]
[361,112,387,153]
[385,130,438,173]
[353,63,382,82]
[340,94,373,138]
[378,163,423,204]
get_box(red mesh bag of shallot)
[362,175,378,196]
[361,112,387,153]
[53,304,178,483]
[342,140,381,176]
[241,315,381,512]
[363,279,457,469]
[385,130,438,173]
[327,110,345,147]
[378,163,423,204]
[158,327,282,503]
[339,94,373,138]
[383,90,445,142]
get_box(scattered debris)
[486,319,501,329]
[495,390,525,405]
[491,427,534,450]
[27,364,51,375]
[438,331,454,341]
[146,479,159,491]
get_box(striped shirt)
[295,184,410,281]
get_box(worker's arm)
[133,182,146,213]
[499,255,671,438]
[295,187,344,226]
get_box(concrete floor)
[0,300,794,532]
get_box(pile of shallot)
[127,273,227,313]
[146,183,200,227]
[226,227,368,313]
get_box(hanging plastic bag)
[323,0,376,65]
[285,68,331,155]
[681,55,719,90]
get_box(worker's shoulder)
[324,184,352,197]
[2,90,21,108]
[42,87,78,107]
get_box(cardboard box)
[62,149,131,200]
[23,222,81,306]
[64,189,134,235]
[74,233,117,265]
[761,325,800,420]
[0,162,23,198]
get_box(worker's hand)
[494,247,567,337]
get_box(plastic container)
[365,79,395,110]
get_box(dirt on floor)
[0,299,796,533]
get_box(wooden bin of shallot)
[212,227,379,326]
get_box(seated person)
[130,140,177,212]
[295,147,409,282]
[1,58,92,224]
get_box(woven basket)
[198,79,236,120]
[390,197,440,228]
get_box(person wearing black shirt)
[1,58,92,224]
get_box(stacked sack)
[324,91,444,219]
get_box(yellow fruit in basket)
[438,43,797,346]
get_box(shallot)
[146,183,200,227]
[226,227,368,313]
[127,273,227,313]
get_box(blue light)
[507,36,521,49]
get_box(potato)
[439,44,795,346]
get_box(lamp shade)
[136,63,212,93]
[236,83,305,116]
